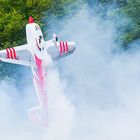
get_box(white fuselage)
[26,23,50,110]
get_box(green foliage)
[0,9,24,48]
[120,0,140,45]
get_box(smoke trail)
[56,6,140,140]
[0,79,43,140]
[44,67,75,140]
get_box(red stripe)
[11,48,17,59]
[9,48,14,59]
[60,42,63,55]
[6,49,10,59]
[65,42,69,52]
[63,42,65,53]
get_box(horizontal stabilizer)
[45,40,76,61]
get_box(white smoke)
[44,67,75,140]
[57,6,140,140]
[0,65,75,140]
[1,3,140,140]
[0,78,46,140]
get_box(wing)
[45,39,76,61]
[0,44,35,67]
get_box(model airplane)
[0,16,76,126]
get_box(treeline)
[0,0,140,48]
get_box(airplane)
[0,16,76,126]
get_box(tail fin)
[27,106,48,127]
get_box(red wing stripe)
[6,49,10,59]
[65,42,69,52]
[9,48,14,59]
[63,42,65,53]
[8,49,11,58]
[60,42,63,55]
[11,48,17,59]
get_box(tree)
[121,0,140,45]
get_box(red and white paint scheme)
[0,16,76,126]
